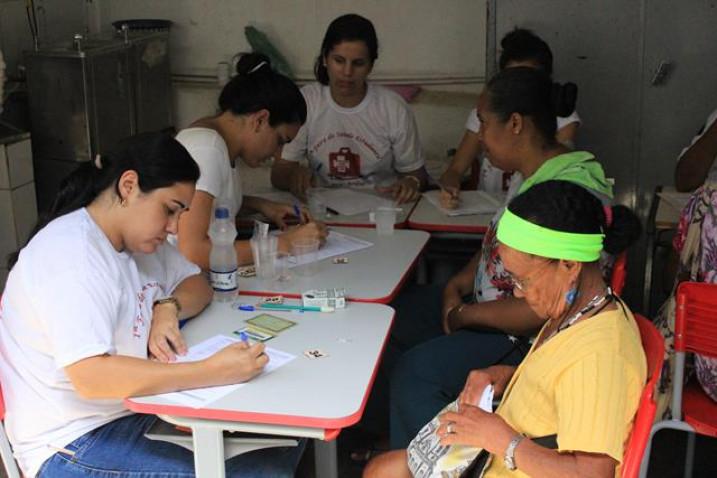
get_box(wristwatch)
[503,434,525,471]
[152,296,182,314]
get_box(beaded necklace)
[545,286,614,341]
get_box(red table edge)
[238,232,430,304]
[407,219,488,234]
[124,311,396,442]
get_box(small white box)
[302,288,346,309]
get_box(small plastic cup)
[291,238,320,276]
[250,235,278,280]
[306,188,326,220]
[373,207,397,235]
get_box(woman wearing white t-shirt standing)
[0,133,303,477]
[271,14,428,204]
[176,53,327,269]
[440,28,581,207]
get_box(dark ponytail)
[507,180,642,256]
[219,52,306,126]
[314,14,378,85]
[7,132,199,268]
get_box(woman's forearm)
[450,297,543,335]
[171,273,212,320]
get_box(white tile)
[7,139,34,188]
[0,146,9,189]
[11,182,38,247]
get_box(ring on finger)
[446,422,455,435]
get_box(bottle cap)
[215,207,230,219]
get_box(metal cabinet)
[24,30,172,212]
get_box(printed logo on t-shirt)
[328,147,362,179]
[134,281,160,338]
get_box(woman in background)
[271,13,428,204]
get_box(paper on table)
[320,188,392,216]
[657,190,692,212]
[279,230,373,268]
[423,190,505,217]
[149,335,295,408]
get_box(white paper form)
[321,188,393,216]
[149,335,295,408]
[279,231,373,268]
[423,190,505,217]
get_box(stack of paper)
[423,190,505,217]
[279,230,373,268]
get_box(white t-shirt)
[281,82,425,187]
[677,107,717,181]
[0,208,200,477]
[176,127,243,218]
[464,107,582,193]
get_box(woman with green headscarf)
[365,180,645,478]
[385,67,614,451]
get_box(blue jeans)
[390,329,527,449]
[37,414,306,477]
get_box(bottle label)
[209,268,238,292]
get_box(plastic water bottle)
[208,206,238,302]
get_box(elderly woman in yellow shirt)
[364,180,646,478]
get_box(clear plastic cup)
[306,188,327,220]
[291,238,320,276]
[250,235,278,280]
[373,207,397,235]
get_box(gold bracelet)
[152,296,182,314]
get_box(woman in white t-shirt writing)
[0,133,303,477]
[271,14,428,204]
[440,28,581,208]
[176,53,327,268]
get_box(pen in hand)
[293,203,306,225]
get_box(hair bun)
[551,81,578,117]
[234,52,272,76]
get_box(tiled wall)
[0,137,37,291]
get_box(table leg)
[192,425,226,478]
[314,439,338,478]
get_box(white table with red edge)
[239,226,430,303]
[125,297,394,478]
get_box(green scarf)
[518,151,613,200]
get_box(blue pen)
[293,203,305,225]
[239,331,249,344]
[236,304,256,311]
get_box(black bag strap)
[459,434,558,478]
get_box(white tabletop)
[124,298,394,432]
[246,188,417,228]
[407,196,493,234]
[240,226,430,303]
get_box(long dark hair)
[8,132,199,268]
[314,14,378,85]
[485,67,577,148]
[508,180,642,256]
[499,28,553,76]
[219,52,306,127]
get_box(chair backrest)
[621,314,665,478]
[610,251,628,296]
[675,282,717,358]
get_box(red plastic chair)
[610,251,628,296]
[639,282,717,477]
[620,314,665,477]
[0,383,21,478]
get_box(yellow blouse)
[484,307,647,477]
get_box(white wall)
[96,0,485,81]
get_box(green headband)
[497,209,604,262]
